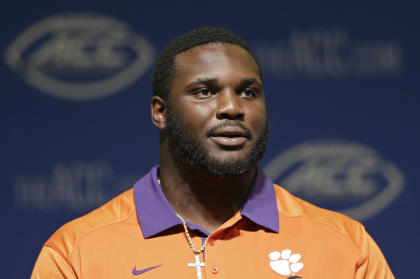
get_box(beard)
[164,102,269,177]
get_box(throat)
[159,167,256,234]
[172,185,248,234]
[178,202,240,234]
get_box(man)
[31,27,394,279]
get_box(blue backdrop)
[1,1,419,278]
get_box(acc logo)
[263,140,405,220]
[4,13,155,100]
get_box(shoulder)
[271,184,394,277]
[273,184,366,246]
[44,188,136,260]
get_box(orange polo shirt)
[31,166,394,279]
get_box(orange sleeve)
[355,226,395,279]
[31,246,78,279]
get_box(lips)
[209,126,250,148]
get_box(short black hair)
[152,26,262,101]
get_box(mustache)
[206,120,253,139]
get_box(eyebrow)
[187,78,218,88]
[239,78,262,88]
[187,77,262,88]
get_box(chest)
[75,227,358,279]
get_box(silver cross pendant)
[187,254,205,279]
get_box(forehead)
[173,43,261,83]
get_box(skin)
[151,43,267,233]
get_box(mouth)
[209,127,250,148]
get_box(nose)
[216,89,245,120]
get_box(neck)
[159,145,257,234]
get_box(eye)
[194,88,213,99]
[241,88,257,97]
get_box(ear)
[151,96,167,130]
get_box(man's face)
[164,43,269,177]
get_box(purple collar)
[133,166,279,238]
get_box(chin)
[212,150,248,161]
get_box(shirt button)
[209,239,215,246]
[211,267,219,274]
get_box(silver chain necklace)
[176,213,210,254]
[157,176,209,254]
[157,175,209,279]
